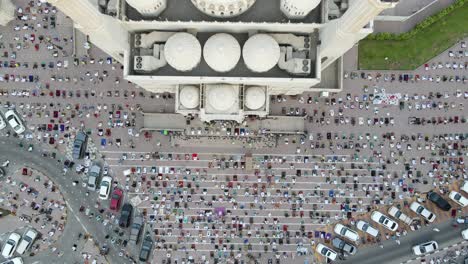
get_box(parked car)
[315,243,337,261]
[87,164,101,191]
[462,228,468,240]
[16,229,37,255]
[331,237,357,255]
[410,202,436,222]
[334,224,359,242]
[412,241,438,255]
[371,211,398,231]
[130,215,143,244]
[356,220,379,237]
[0,113,6,130]
[449,191,468,207]
[2,232,21,258]
[139,235,153,262]
[388,206,414,225]
[427,191,452,211]
[462,181,468,193]
[5,110,25,134]
[119,203,133,228]
[110,188,123,210]
[99,176,112,200]
[0,257,23,264]
[72,131,87,159]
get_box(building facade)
[45,0,398,122]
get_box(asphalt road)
[0,137,131,264]
[339,220,467,264]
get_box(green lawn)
[359,2,468,70]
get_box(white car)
[356,220,379,237]
[410,202,436,222]
[316,243,337,261]
[371,211,399,231]
[0,114,6,130]
[461,181,468,194]
[99,176,112,199]
[0,257,23,264]
[449,191,468,207]
[462,229,468,240]
[16,229,38,255]
[412,241,438,255]
[2,232,21,258]
[4,110,25,134]
[388,206,413,225]
[334,223,359,242]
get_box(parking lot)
[0,0,466,263]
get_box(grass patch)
[359,1,468,70]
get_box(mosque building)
[41,0,398,122]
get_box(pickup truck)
[129,215,143,244]
[139,235,153,262]
[388,206,414,225]
[87,164,101,191]
[72,132,87,159]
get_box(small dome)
[203,33,241,72]
[207,84,236,111]
[245,86,265,110]
[179,86,200,109]
[164,33,201,72]
[243,34,280,73]
[191,0,256,17]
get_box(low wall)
[374,0,455,33]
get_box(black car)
[119,203,133,228]
[427,191,452,211]
[139,235,153,262]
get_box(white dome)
[179,86,200,109]
[207,84,236,111]
[282,0,320,11]
[191,0,256,17]
[164,33,202,72]
[126,0,167,16]
[245,86,265,110]
[280,0,320,18]
[243,34,280,73]
[203,33,241,72]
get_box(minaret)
[320,0,398,69]
[45,0,129,63]
[0,0,15,26]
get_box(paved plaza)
[0,1,466,264]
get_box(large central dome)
[191,0,256,17]
[203,33,241,72]
[207,85,237,111]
